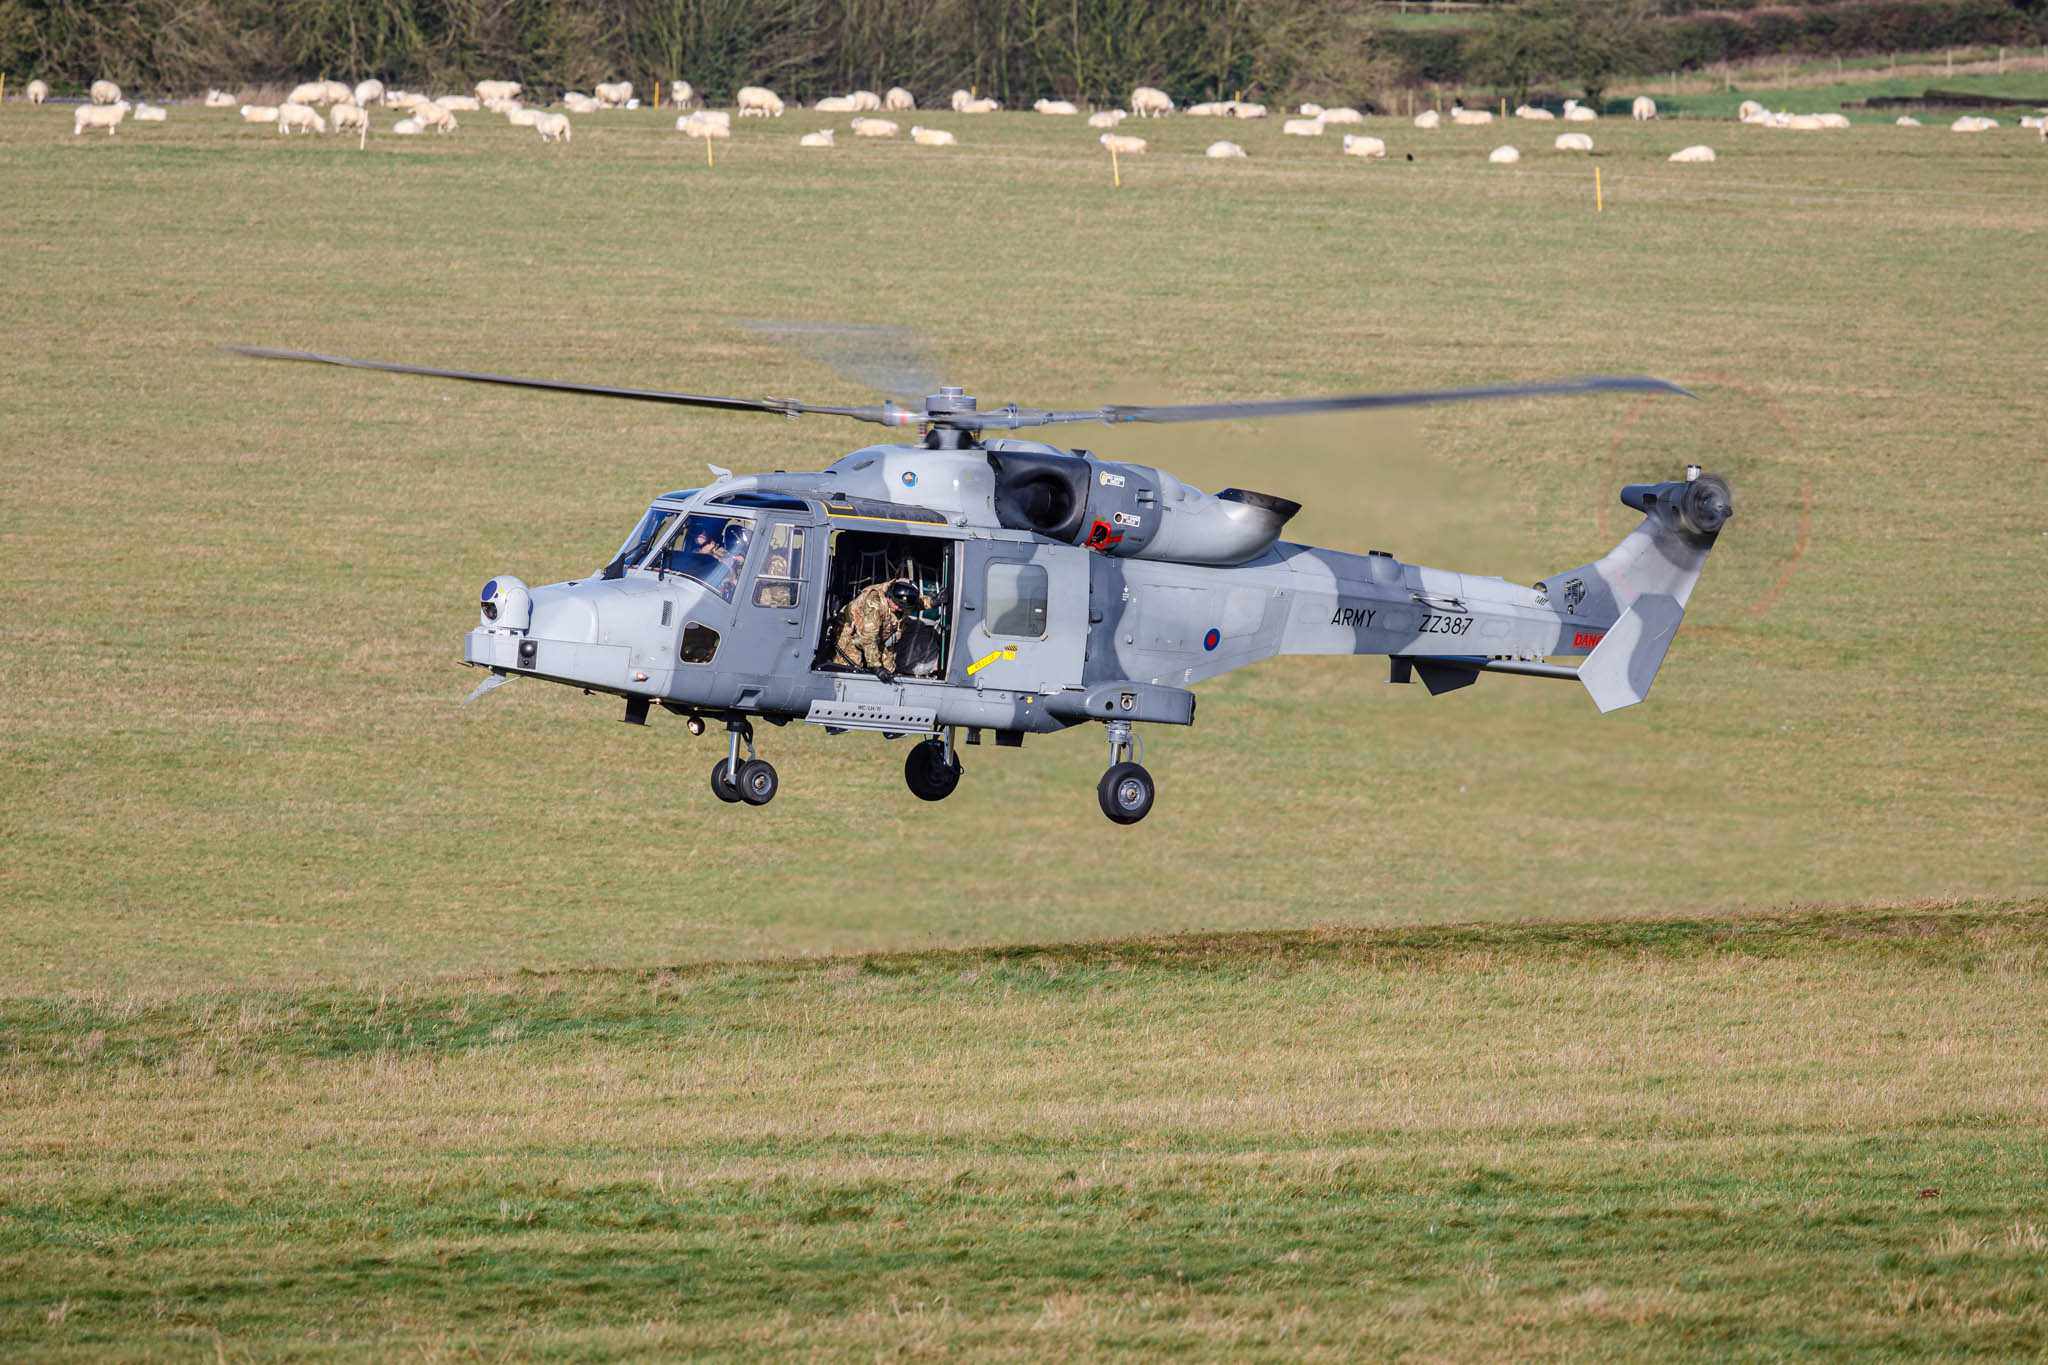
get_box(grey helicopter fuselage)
[464,435,1727,752]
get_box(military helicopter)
[233,338,1732,824]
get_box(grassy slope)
[2,900,2043,1360]
[0,105,2044,997]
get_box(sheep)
[1895,115,1921,127]
[91,79,122,104]
[1205,140,1246,158]
[885,87,915,111]
[1488,144,1520,163]
[1034,99,1080,115]
[1282,117,1325,136]
[737,86,784,117]
[1450,104,1493,125]
[331,102,368,134]
[670,81,695,108]
[354,79,384,108]
[850,90,882,111]
[2018,115,2042,129]
[475,79,521,103]
[850,117,899,137]
[413,101,456,133]
[677,111,730,138]
[28,79,50,104]
[1298,102,1323,117]
[1553,131,1593,151]
[561,92,601,114]
[1667,144,1715,162]
[1815,112,1850,128]
[1130,86,1172,117]
[1784,114,1826,130]
[1087,109,1126,128]
[799,129,834,147]
[322,80,351,104]
[240,104,278,124]
[277,102,327,134]
[435,94,481,112]
[1562,99,1598,122]
[1950,115,1995,132]
[1099,132,1147,155]
[285,81,326,106]
[1186,101,1229,116]
[594,81,633,108]
[392,118,423,135]
[1341,134,1386,158]
[74,101,129,134]
[1226,101,1266,118]
[1515,104,1554,121]
[481,97,521,114]
[506,108,541,127]
[949,89,972,112]
[1322,107,1365,124]
[533,112,571,142]
[910,125,955,146]
[1632,95,1657,120]
[1737,99,1766,122]
[960,96,999,113]
[815,95,858,112]
[1414,109,1440,129]
[389,91,427,110]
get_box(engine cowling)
[986,448,1300,565]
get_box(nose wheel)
[709,717,778,806]
[1097,719,1156,824]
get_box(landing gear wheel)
[1098,762,1155,825]
[904,740,963,802]
[736,758,779,806]
[710,758,743,804]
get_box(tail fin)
[1543,472,1732,713]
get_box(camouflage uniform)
[834,581,935,671]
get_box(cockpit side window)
[649,513,754,602]
[751,524,805,608]
[603,506,680,580]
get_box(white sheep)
[670,81,695,108]
[1515,104,1554,121]
[331,102,368,134]
[561,93,601,114]
[799,129,834,147]
[850,90,882,111]
[91,79,122,104]
[1414,109,1440,129]
[1130,86,1172,117]
[1341,134,1386,158]
[1950,115,1995,132]
[28,79,51,104]
[850,117,899,137]
[74,100,130,134]
[1784,114,1826,130]
[323,80,351,104]
[1100,132,1146,154]
[1321,107,1364,124]
[240,104,279,124]
[1667,144,1715,162]
[506,108,541,127]
[594,81,633,108]
[1186,101,1228,116]
[389,91,427,110]
[482,97,521,114]
[949,89,972,112]
[1737,99,1766,122]
[1554,131,1593,151]
[1632,95,1657,120]
[285,81,326,106]
[960,96,998,113]
[815,95,857,112]
[435,94,481,112]
[1815,112,1850,128]
[2017,115,2041,129]
[677,111,730,138]
[1205,140,1246,158]
[1034,99,1079,115]
[413,101,456,133]
[534,112,571,142]
[1087,110,1126,128]
[1563,100,1598,122]
[1450,104,1493,125]
[354,79,384,108]
[1282,117,1325,136]
[910,125,955,145]
[277,102,327,134]
[885,87,915,111]
[475,79,521,103]
[1895,115,1921,127]
[1488,144,1520,163]
[737,86,784,117]
[392,118,423,135]
[1227,101,1266,118]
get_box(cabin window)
[985,562,1048,637]
[678,623,720,664]
[751,524,805,608]
[650,514,754,602]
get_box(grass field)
[2,96,2045,1357]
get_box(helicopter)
[232,341,1732,824]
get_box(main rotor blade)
[221,346,913,426]
[1017,374,1696,429]
[732,320,946,403]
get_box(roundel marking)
[1203,628,1220,651]
[901,470,918,487]
[482,578,500,603]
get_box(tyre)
[903,740,962,801]
[737,758,778,806]
[709,757,743,803]
[1097,761,1155,824]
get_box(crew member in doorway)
[834,578,936,678]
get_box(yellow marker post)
[1595,166,1604,213]
[654,82,659,110]
[1500,96,1506,118]
[1110,142,1120,187]
[707,130,714,167]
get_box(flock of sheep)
[28,74,2047,156]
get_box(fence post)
[1595,166,1603,213]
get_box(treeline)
[0,0,1390,104]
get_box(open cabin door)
[954,541,1086,694]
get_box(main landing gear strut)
[1097,718,1155,825]
[708,716,778,806]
